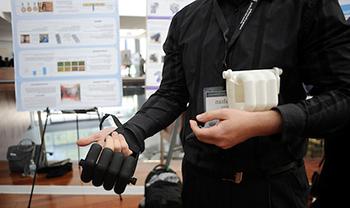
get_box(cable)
[165,118,180,169]
[76,114,81,165]
[94,107,101,122]
[27,107,50,208]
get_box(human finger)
[117,133,133,156]
[77,127,115,146]
[111,132,122,152]
[77,133,100,146]
[196,109,229,123]
[104,135,114,151]
[97,139,105,147]
[189,120,218,144]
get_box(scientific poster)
[145,0,193,98]
[12,0,122,111]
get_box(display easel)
[159,117,182,168]
[165,118,180,168]
[28,107,101,208]
[37,110,48,167]
[28,108,50,208]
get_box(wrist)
[115,128,142,154]
[250,110,283,137]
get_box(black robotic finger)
[114,156,138,194]
[103,152,124,190]
[79,143,102,183]
[92,148,113,187]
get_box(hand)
[189,108,282,149]
[78,128,138,194]
[77,127,133,156]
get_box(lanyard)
[192,0,260,114]
[213,0,260,69]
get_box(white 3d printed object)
[222,67,283,112]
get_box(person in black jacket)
[78,0,350,207]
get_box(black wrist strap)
[99,113,123,130]
[99,113,139,157]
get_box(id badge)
[203,87,229,112]
[202,87,229,127]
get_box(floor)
[0,194,142,208]
[0,158,321,208]
[0,160,182,208]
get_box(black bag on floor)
[7,139,46,173]
[7,139,36,173]
[140,164,182,208]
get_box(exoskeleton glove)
[79,114,139,194]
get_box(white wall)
[119,0,146,16]
[0,0,11,17]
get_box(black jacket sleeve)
[275,0,350,141]
[121,13,189,153]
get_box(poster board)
[145,0,193,98]
[11,0,122,111]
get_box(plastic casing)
[222,68,283,112]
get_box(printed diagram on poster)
[12,0,121,111]
[147,20,171,48]
[20,79,119,110]
[145,0,193,98]
[147,19,170,66]
[340,0,350,20]
[16,18,117,48]
[19,2,53,13]
[147,0,191,17]
[16,0,115,15]
[18,48,116,78]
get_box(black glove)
[79,114,139,194]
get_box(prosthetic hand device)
[79,114,138,194]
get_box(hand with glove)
[77,114,140,194]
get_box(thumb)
[196,109,228,122]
